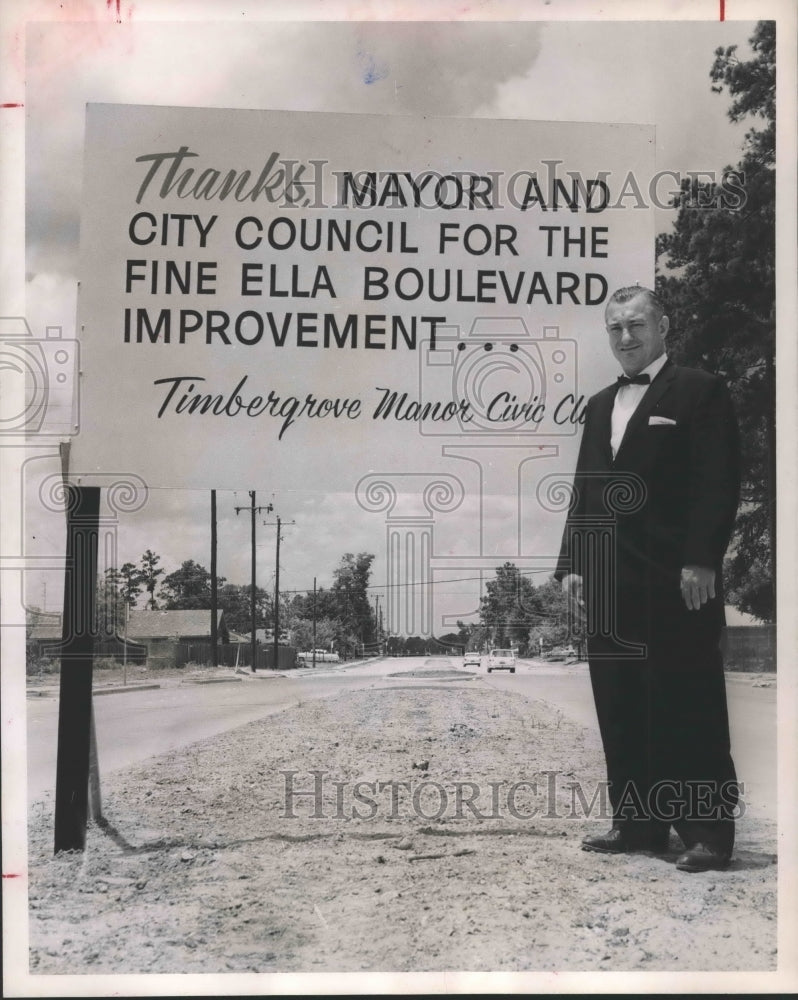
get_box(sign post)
[53,484,101,853]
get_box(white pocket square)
[649,416,677,426]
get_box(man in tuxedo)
[555,285,740,873]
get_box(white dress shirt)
[611,353,669,459]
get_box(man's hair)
[606,285,666,320]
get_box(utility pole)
[263,515,294,670]
[210,490,218,668]
[372,593,381,653]
[274,515,281,671]
[312,576,317,668]
[234,492,272,672]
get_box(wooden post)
[54,484,101,853]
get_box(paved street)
[27,657,776,823]
[26,670,375,802]
[480,660,776,819]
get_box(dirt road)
[24,659,777,977]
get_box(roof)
[28,612,62,640]
[29,624,63,640]
[127,608,225,639]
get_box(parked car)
[463,651,482,667]
[487,648,516,673]
[297,649,340,663]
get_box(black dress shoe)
[675,843,731,873]
[581,828,669,855]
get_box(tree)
[437,632,466,653]
[218,582,271,634]
[479,562,542,648]
[331,552,376,643]
[96,566,122,636]
[139,549,165,609]
[94,563,145,636]
[404,635,427,656]
[281,552,378,656]
[656,21,775,621]
[290,617,338,651]
[118,561,144,609]
[458,619,489,653]
[161,560,221,610]
[529,578,573,652]
[386,634,406,656]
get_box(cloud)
[348,21,543,116]
[26,20,543,278]
[24,271,77,337]
[20,17,755,631]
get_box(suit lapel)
[591,387,616,468]
[613,361,677,464]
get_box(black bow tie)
[617,373,651,387]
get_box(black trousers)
[588,640,738,854]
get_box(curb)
[93,683,162,696]
[28,683,164,698]
[28,683,165,698]
[184,677,243,685]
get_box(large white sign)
[72,104,654,491]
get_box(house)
[127,609,229,668]
[27,612,147,664]
[722,605,775,673]
[27,612,64,659]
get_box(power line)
[277,565,558,596]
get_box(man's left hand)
[680,565,716,610]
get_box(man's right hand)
[561,573,585,620]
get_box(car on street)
[487,648,516,673]
[463,651,482,667]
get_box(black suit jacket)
[555,360,740,656]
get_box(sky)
[17,10,762,630]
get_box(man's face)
[605,293,669,375]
